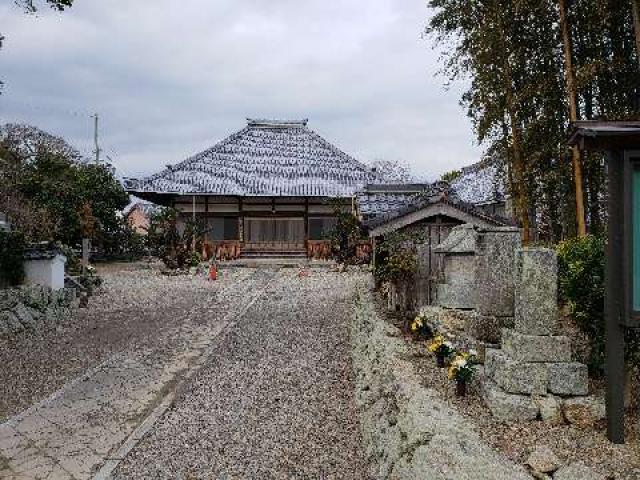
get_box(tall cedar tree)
[428,0,640,242]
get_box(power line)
[0,96,93,119]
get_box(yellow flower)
[428,335,444,352]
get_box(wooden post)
[238,197,244,243]
[605,149,626,444]
[372,236,377,270]
[304,197,309,256]
[204,196,209,259]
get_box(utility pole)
[93,113,101,164]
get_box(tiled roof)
[450,160,505,205]
[357,183,447,220]
[364,193,515,230]
[122,197,164,217]
[124,119,376,198]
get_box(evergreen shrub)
[0,230,26,286]
[557,234,640,373]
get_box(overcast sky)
[0,0,482,180]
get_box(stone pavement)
[0,268,273,480]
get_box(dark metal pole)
[605,149,626,444]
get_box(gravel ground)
[113,268,371,480]
[387,303,640,480]
[0,261,253,420]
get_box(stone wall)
[352,281,533,480]
[0,285,77,337]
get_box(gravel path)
[0,262,252,420]
[114,268,370,479]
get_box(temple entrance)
[243,217,306,251]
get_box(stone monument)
[483,248,591,422]
[434,224,480,310]
[425,225,521,344]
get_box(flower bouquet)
[409,313,431,338]
[427,335,454,367]
[447,350,478,396]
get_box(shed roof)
[122,197,164,218]
[568,121,640,150]
[357,183,443,220]
[124,119,376,198]
[365,193,514,234]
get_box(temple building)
[124,119,376,260]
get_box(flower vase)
[436,353,446,367]
[456,379,467,397]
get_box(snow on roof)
[125,119,376,198]
[357,183,446,220]
[450,161,506,205]
[359,173,513,230]
[364,194,514,230]
[122,197,164,217]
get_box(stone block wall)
[352,282,533,479]
[0,285,77,337]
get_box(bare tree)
[370,159,415,183]
[0,123,82,162]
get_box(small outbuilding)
[364,184,516,306]
[23,244,67,291]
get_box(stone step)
[502,328,571,363]
[482,379,539,422]
[240,251,307,259]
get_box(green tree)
[427,0,640,243]
[16,153,128,246]
[440,169,461,183]
[328,207,365,264]
[1,124,129,248]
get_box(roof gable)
[367,195,515,237]
[125,119,376,197]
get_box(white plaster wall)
[24,255,66,290]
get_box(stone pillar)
[474,227,521,317]
[471,227,521,340]
[483,247,591,423]
[514,248,558,335]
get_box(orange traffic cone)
[209,264,218,281]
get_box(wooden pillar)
[304,197,309,255]
[238,197,244,243]
[372,236,377,269]
[204,196,209,239]
[605,149,626,444]
[203,196,209,259]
